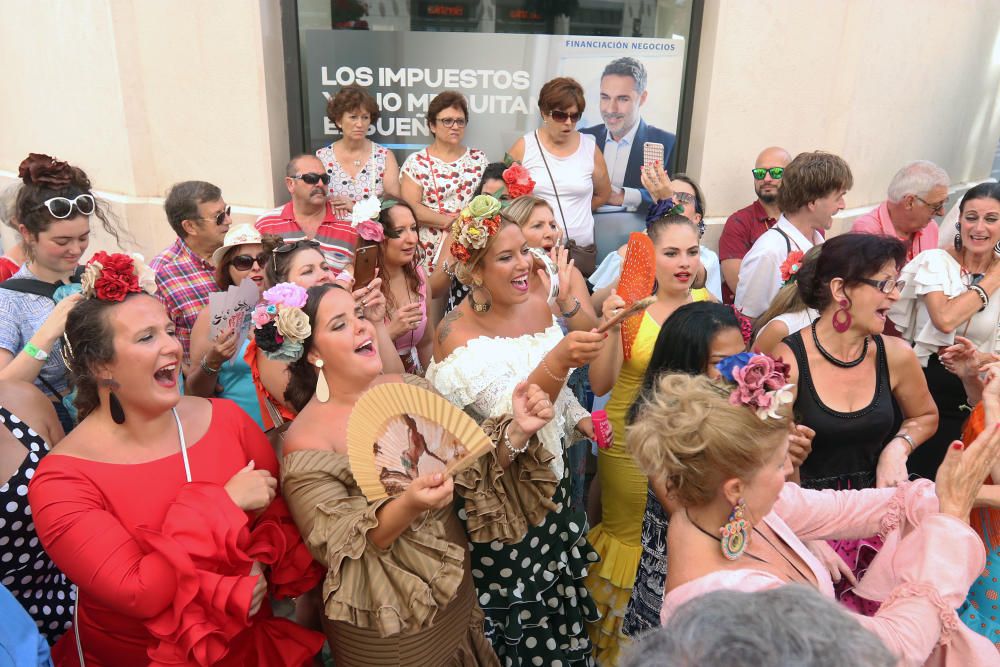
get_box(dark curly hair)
[796,233,906,312]
[325,84,380,131]
[377,203,423,313]
[15,154,124,258]
[262,234,327,286]
[284,283,350,412]
[64,293,156,420]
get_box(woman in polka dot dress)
[316,84,401,218]
[0,381,74,643]
[400,91,488,275]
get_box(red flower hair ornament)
[80,252,157,302]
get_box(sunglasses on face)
[231,253,268,271]
[674,192,696,205]
[31,194,96,219]
[858,277,906,294]
[290,172,331,186]
[752,167,785,180]
[202,205,231,226]
[435,117,467,128]
[549,110,583,124]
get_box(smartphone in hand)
[643,142,664,168]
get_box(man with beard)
[718,146,791,303]
[582,57,676,208]
[255,154,359,272]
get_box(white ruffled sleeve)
[887,249,964,366]
[426,325,586,479]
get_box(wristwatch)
[23,343,49,361]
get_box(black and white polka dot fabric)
[0,406,74,642]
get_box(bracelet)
[200,356,221,376]
[969,284,989,311]
[504,423,529,457]
[892,433,916,456]
[559,297,581,319]
[541,357,569,382]
[22,342,49,361]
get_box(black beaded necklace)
[811,320,868,369]
[685,512,812,584]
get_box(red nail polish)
[953,442,964,450]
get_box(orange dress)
[28,399,325,666]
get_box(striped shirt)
[150,237,219,363]
[254,202,359,272]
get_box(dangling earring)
[993,239,1000,259]
[314,359,330,403]
[832,298,852,333]
[955,221,963,252]
[469,281,492,314]
[101,379,125,424]
[721,498,749,560]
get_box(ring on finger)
[362,298,367,307]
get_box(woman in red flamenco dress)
[27,253,325,666]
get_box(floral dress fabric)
[316,141,389,203]
[427,323,600,666]
[401,148,488,273]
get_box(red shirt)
[718,200,777,303]
[255,201,359,272]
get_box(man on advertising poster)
[582,57,676,208]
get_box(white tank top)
[522,131,597,246]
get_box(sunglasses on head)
[290,172,331,186]
[231,252,269,271]
[203,205,231,226]
[32,194,96,219]
[752,167,784,180]
[273,239,322,270]
[549,109,583,124]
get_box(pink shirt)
[662,481,996,666]
[851,202,939,262]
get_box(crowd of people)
[0,65,999,667]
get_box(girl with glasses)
[400,91,489,280]
[507,77,612,278]
[772,233,938,613]
[0,153,124,433]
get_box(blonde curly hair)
[628,373,791,507]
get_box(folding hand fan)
[346,383,494,502]
[615,232,656,360]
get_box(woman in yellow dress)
[587,212,710,663]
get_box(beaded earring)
[721,498,749,560]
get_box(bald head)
[754,146,791,204]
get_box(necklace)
[811,320,868,368]
[686,510,724,542]
[746,526,813,585]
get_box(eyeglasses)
[858,277,906,294]
[549,110,583,124]
[31,194,96,219]
[201,205,231,226]
[231,253,268,271]
[752,167,784,180]
[915,195,946,214]
[290,172,331,186]
[435,117,467,128]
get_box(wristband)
[560,297,581,319]
[22,342,49,361]
[969,284,989,311]
[200,356,221,376]
[892,433,916,456]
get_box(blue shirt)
[0,584,52,667]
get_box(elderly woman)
[628,362,1000,665]
[28,253,324,666]
[507,77,611,277]
[890,182,1000,480]
[316,84,400,218]
[400,91,489,274]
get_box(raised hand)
[557,329,606,368]
[640,162,673,202]
[401,473,454,512]
[936,422,1000,520]
[512,381,555,439]
[224,460,277,511]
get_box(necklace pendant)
[353,159,361,167]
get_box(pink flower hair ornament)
[715,352,795,421]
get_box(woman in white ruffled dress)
[890,182,1000,479]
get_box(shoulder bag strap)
[534,132,571,241]
[771,226,793,253]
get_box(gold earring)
[469,280,492,314]
[314,359,330,403]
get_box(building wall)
[1,0,998,258]
[690,0,1000,248]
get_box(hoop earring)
[832,298,852,333]
[993,239,1000,259]
[314,359,330,403]
[470,284,492,314]
[721,498,749,560]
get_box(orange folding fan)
[616,233,656,360]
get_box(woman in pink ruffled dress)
[628,354,1000,666]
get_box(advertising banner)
[301,30,685,172]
